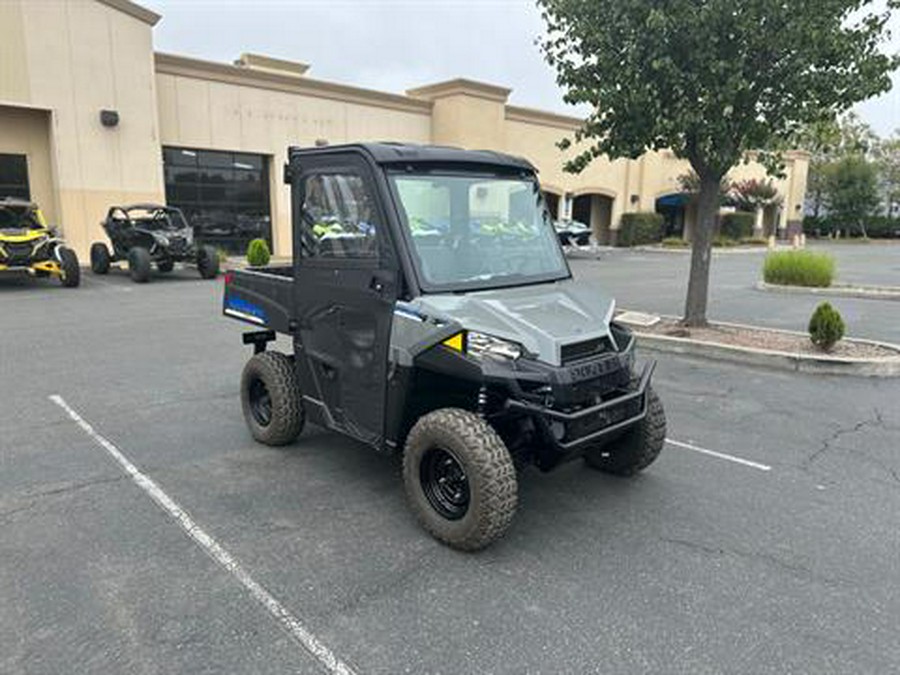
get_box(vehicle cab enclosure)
[223,143,665,549]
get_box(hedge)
[720,212,755,240]
[246,238,271,267]
[616,212,664,247]
[803,215,900,239]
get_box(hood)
[412,278,615,366]
[0,228,48,243]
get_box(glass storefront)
[163,147,272,254]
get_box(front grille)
[167,237,188,255]
[561,336,612,364]
[565,393,643,440]
[2,242,34,265]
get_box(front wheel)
[197,244,219,279]
[403,409,518,551]
[90,242,111,274]
[583,387,666,476]
[128,247,151,283]
[58,247,80,287]
[240,352,304,446]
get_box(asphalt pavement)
[1,252,898,674]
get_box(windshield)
[127,208,189,231]
[389,172,568,291]
[0,205,44,231]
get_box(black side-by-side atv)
[90,204,219,282]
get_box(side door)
[290,153,399,447]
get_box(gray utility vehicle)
[223,143,666,551]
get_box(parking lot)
[2,246,899,674]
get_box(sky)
[142,0,899,137]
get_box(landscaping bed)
[635,316,897,359]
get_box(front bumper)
[0,259,62,276]
[506,360,655,454]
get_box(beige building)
[0,0,809,259]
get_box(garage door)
[163,147,272,254]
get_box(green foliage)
[730,179,781,211]
[720,212,756,240]
[874,133,900,217]
[808,302,846,352]
[824,155,882,237]
[803,215,900,238]
[763,250,835,288]
[661,236,689,248]
[711,235,738,248]
[617,213,664,247]
[538,0,898,325]
[740,237,769,246]
[246,238,271,267]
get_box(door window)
[301,173,379,259]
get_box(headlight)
[154,234,170,247]
[467,331,523,361]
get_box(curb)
[630,318,900,377]
[756,280,900,301]
[631,245,779,255]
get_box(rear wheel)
[58,247,80,288]
[583,387,666,476]
[90,242,111,274]
[157,259,175,273]
[403,408,518,551]
[197,244,219,279]
[240,352,304,446]
[128,247,151,283]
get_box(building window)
[162,147,271,254]
[0,154,30,201]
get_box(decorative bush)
[763,250,835,287]
[246,238,271,267]
[661,236,689,248]
[808,302,845,352]
[720,212,755,240]
[616,213,664,247]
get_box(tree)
[730,179,781,213]
[824,155,881,237]
[538,0,898,326]
[798,113,878,217]
[874,132,900,217]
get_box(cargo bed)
[223,265,294,333]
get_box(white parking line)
[666,438,772,472]
[49,394,357,675]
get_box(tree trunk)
[683,174,720,327]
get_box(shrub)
[763,250,835,287]
[720,212,755,240]
[712,235,738,247]
[246,238,271,267]
[740,237,769,246]
[661,236,689,248]
[808,302,845,352]
[616,212,664,247]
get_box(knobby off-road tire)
[240,352,304,446]
[58,247,80,288]
[90,242,111,274]
[157,259,175,273]
[584,386,666,476]
[128,247,152,283]
[403,408,518,551]
[197,245,219,279]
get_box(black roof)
[289,142,536,172]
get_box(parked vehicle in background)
[90,204,219,283]
[0,197,80,287]
[223,143,666,551]
[554,219,592,247]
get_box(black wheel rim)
[420,447,470,520]
[248,377,272,427]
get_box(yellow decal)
[441,332,465,353]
